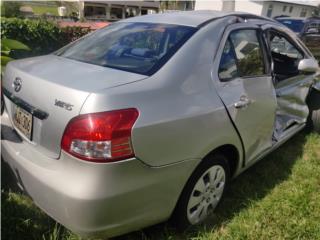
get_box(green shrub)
[62,26,91,43]
[1,17,65,57]
[1,38,30,69]
[1,18,91,58]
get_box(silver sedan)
[1,10,320,238]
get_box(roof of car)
[121,10,273,27]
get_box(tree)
[1,1,22,17]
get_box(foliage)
[1,17,65,57]
[1,18,90,58]
[61,26,91,43]
[238,48,265,76]
[1,1,22,18]
[1,38,30,68]
[1,132,320,240]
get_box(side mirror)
[305,28,318,34]
[298,59,319,73]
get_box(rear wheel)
[172,154,230,230]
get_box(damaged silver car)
[1,11,320,238]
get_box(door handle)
[234,96,251,109]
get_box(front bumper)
[1,110,199,237]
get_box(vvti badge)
[54,99,73,111]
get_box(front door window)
[269,32,303,82]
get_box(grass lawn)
[23,4,58,16]
[1,131,320,240]
[28,5,58,16]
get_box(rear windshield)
[278,19,304,33]
[56,22,196,75]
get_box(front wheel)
[307,91,320,133]
[172,154,230,230]
[310,109,320,133]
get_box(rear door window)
[218,29,266,81]
[230,29,265,77]
[56,22,196,75]
[218,39,239,80]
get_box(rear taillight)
[61,108,139,162]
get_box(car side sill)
[236,123,306,177]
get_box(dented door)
[265,26,319,140]
[274,75,314,139]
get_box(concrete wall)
[195,1,223,11]
[195,0,264,15]
[195,0,317,18]
[261,1,315,18]
[235,1,264,15]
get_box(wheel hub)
[186,165,226,225]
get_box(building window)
[267,4,273,17]
[185,1,190,10]
[300,8,307,17]
[84,6,106,18]
[110,7,123,19]
[289,6,293,13]
[125,7,138,18]
[283,5,287,12]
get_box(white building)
[195,0,320,18]
[78,1,160,21]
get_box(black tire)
[307,91,320,133]
[1,96,4,115]
[171,154,230,230]
[1,76,3,115]
[310,109,320,133]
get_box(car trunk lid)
[2,55,147,158]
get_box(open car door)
[263,25,320,141]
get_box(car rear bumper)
[1,110,199,237]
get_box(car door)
[213,23,277,165]
[264,26,316,139]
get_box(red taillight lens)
[61,108,139,162]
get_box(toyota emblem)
[13,77,22,92]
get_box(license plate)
[13,105,33,140]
